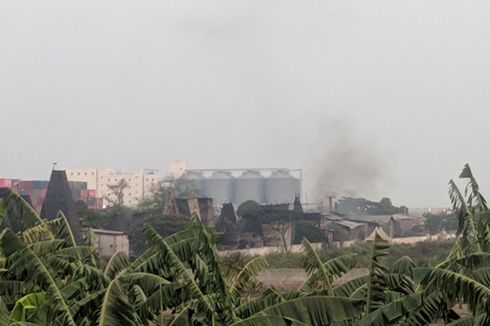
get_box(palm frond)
[122,272,170,294]
[104,251,130,280]
[3,229,77,326]
[365,232,390,314]
[231,296,363,326]
[459,163,488,212]
[143,224,215,315]
[299,238,335,293]
[9,292,46,323]
[449,180,481,254]
[422,268,490,310]
[235,289,286,319]
[229,256,269,299]
[354,293,422,326]
[0,296,9,325]
[97,280,139,326]
[333,275,370,298]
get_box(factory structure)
[1,163,302,209]
[178,168,302,206]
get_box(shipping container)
[0,179,12,188]
[88,189,96,197]
[20,181,33,189]
[72,189,81,200]
[96,198,104,209]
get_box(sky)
[1,1,489,207]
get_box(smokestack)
[328,196,334,211]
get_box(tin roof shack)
[388,214,420,237]
[329,221,367,242]
[91,228,129,259]
[319,213,368,246]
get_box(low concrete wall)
[218,243,323,257]
[218,233,455,257]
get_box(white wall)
[92,232,129,258]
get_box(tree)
[293,219,325,244]
[236,200,261,218]
[105,179,129,208]
[138,179,198,215]
[267,212,294,252]
[424,212,457,235]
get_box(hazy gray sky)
[1,1,489,207]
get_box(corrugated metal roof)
[332,220,366,229]
[390,214,418,221]
[92,228,126,235]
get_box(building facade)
[64,168,161,207]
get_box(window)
[77,172,80,176]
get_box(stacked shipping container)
[0,178,103,211]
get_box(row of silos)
[179,169,300,206]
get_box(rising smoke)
[303,116,389,204]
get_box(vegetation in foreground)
[0,163,489,325]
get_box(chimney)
[328,196,335,211]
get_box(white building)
[65,168,161,207]
[90,228,129,259]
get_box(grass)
[262,240,455,269]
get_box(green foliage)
[293,219,325,244]
[128,214,189,257]
[424,212,458,235]
[138,180,198,214]
[236,200,261,218]
[230,296,364,326]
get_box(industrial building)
[178,168,301,206]
[19,161,302,208]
